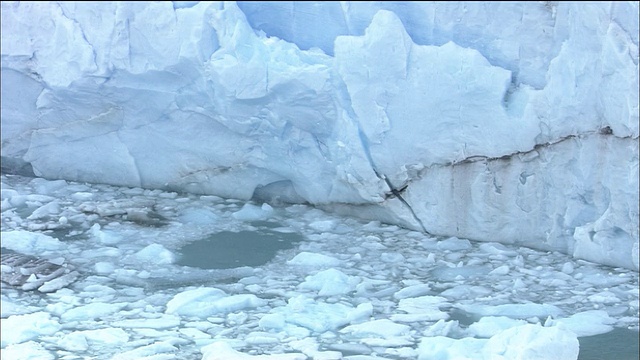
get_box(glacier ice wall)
[1,1,638,270]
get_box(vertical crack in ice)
[114,125,142,188]
[377,170,430,234]
[55,2,99,72]
[354,120,429,234]
[356,126,377,169]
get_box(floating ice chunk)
[478,242,519,256]
[417,336,486,360]
[299,268,359,296]
[61,302,126,322]
[178,208,219,224]
[78,285,117,299]
[561,262,575,274]
[179,327,210,340]
[340,319,414,347]
[26,200,60,220]
[587,291,621,304]
[431,265,492,281]
[36,270,80,293]
[457,303,563,320]
[112,314,181,329]
[82,328,130,344]
[288,338,343,360]
[347,302,373,324]
[110,340,178,360]
[580,271,631,286]
[361,336,415,347]
[489,265,510,275]
[70,191,94,201]
[280,295,353,333]
[1,341,55,360]
[232,203,274,221]
[440,284,493,300]
[166,287,226,314]
[201,341,306,360]
[1,197,13,210]
[360,235,387,250]
[380,252,405,263]
[436,237,472,251]
[30,178,67,195]
[1,312,61,346]
[340,319,411,338]
[245,331,280,345]
[392,295,450,322]
[95,261,115,275]
[423,319,461,337]
[397,296,448,315]
[135,243,175,264]
[89,223,123,245]
[467,316,528,338]
[211,294,267,313]
[0,188,19,200]
[394,283,431,299]
[166,287,266,318]
[58,331,89,351]
[59,328,130,351]
[259,313,286,330]
[483,324,579,360]
[308,219,336,232]
[0,295,39,317]
[287,252,341,267]
[24,194,56,203]
[1,230,65,254]
[544,310,615,337]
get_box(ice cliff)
[1,1,638,270]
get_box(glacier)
[1,1,639,271]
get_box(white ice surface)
[0,175,638,359]
[1,1,638,270]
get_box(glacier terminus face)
[1,1,638,271]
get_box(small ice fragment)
[299,268,359,296]
[95,262,115,275]
[544,310,615,337]
[561,262,574,274]
[308,220,336,232]
[489,265,510,275]
[340,319,410,338]
[201,341,305,360]
[135,244,175,264]
[394,284,431,299]
[467,316,528,338]
[232,203,273,221]
[287,252,340,267]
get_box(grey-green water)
[176,227,303,269]
[578,328,639,360]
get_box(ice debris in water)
[0,174,638,360]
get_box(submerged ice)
[1,175,638,359]
[1,1,638,270]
